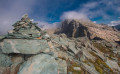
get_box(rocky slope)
[0,15,120,74]
[61,19,120,42]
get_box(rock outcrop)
[61,19,120,42]
[114,24,120,31]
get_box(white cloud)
[93,21,96,24]
[108,20,120,26]
[61,0,120,22]
[60,1,103,21]
[36,21,60,30]
[60,11,89,20]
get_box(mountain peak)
[61,19,120,42]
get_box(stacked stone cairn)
[0,14,67,74]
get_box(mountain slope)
[61,19,120,42]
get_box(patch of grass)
[67,61,82,74]
[93,43,111,53]
[89,51,113,73]
[118,58,120,67]
[118,62,120,67]
[83,60,91,66]
[94,64,103,74]
[89,51,99,59]
[95,58,113,72]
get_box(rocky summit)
[61,19,120,42]
[0,15,120,74]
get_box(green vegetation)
[93,43,111,53]
[67,61,82,74]
[94,64,103,74]
[118,62,120,67]
[89,51,113,74]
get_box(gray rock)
[53,37,68,46]
[7,14,43,39]
[68,72,72,74]
[42,34,50,39]
[0,53,12,67]
[81,63,99,74]
[106,59,120,71]
[73,67,81,71]
[0,39,50,54]
[18,54,58,74]
[68,42,78,54]
[0,35,5,40]
[56,59,67,74]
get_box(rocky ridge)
[61,19,120,42]
[0,15,120,74]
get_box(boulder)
[68,42,78,54]
[0,39,50,54]
[18,54,58,74]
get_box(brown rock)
[10,64,21,74]
[0,67,10,74]
[61,19,120,42]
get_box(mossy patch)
[94,64,103,74]
[67,61,82,74]
[118,62,120,67]
[93,43,111,53]
[89,51,113,74]
[92,42,116,61]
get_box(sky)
[0,0,120,34]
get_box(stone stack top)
[6,14,49,39]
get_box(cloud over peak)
[60,11,89,21]
[108,20,120,26]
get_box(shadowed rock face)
[61,19,89,37]
[114,24,120,31]
[61,19,120,42]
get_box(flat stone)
[68,42,78,54]
[53,37,69,46]
[0,35,5,40]
[73,67,81,71]
[18,54,58,74]
[0,39,50,54]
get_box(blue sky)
[0,0,120,34]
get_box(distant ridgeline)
[7,14,47,39]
